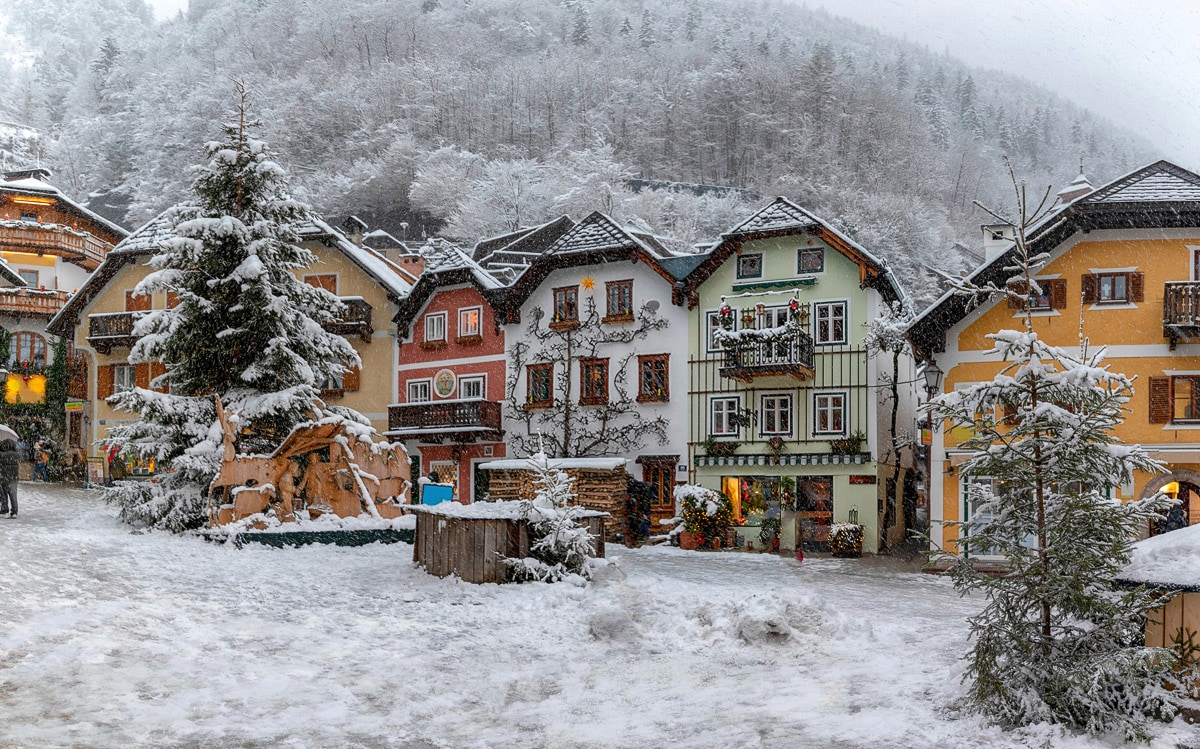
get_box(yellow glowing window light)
[5,373,47,404]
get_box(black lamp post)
[922,361,943,400]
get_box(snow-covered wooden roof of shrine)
[1119,525,1200,592]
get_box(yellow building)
[47,214,414,472]
[909,160,1200,554]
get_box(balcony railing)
[325,297,373,342]
[720,333,815,382]
[0,288,70,318]
[0,222,113,268]
[87,311,140,354]
[387,399,503,440]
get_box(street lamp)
[922,361,943,400]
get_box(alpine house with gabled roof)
[909,159,1200,557]
[676,197,913,555]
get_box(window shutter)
[343,364,360,391]
[1149,376,1171,424]
[1081,274,1097,304]
[1007,281,1027,310]
[134,363,151,390]
[1129,272,1144,303]
[149,362,168,393]
[98,365,114,399]
[1000,403,1018,425]
[1049,279,1067,310]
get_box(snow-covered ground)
[0,484,1194,748]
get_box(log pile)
[485,466,628,540]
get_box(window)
[319,368,345,392]
[1008,279,1066,311]
[813,392,847,435]
[17,270,37,287]
[710,396,742,437]
[527,363,553,408]
[706,310,728,353]
[552,286,579,324]
[459,374,485,400]
[407,379,432,403]
[637,354,669,402]
[19,212,36,223]
[1172,377,1200,423]
[303,274,338,293]
[424,312,447,343]
[605,280,634,319]
[760,393,793,436]
[113,364,136,393]
[125,290,151,312]
[797,247,824,274]
[813,301,847,345]
[458,307,481,338]
[580,358,609,405]
[8,332,46,368]
[736,253,763,280]
[1081,272,1143,305]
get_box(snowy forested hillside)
[0,0,1157,301]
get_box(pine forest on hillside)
[0,0,1158,302]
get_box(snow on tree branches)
[506,452,603,584]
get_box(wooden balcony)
[0,222,113,269]
[387,399,503,441]
[720,333,815,382]
[0,288,70,318]
[87,311,140,354]
[1164,282,1200,347]
[325,297,373,342]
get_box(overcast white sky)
[140,0,1198,170]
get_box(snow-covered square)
[0,484,1193,748]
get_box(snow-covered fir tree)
[928,165,1195,738]
[105,85,360,531]
[507,452,599,583]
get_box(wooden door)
[643,462,676,530]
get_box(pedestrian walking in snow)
[0,440,20,517]
[33,441,49,482]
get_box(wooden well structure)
[410,503,606,584]
[479,457,628,540]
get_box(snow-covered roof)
[542,212,670,258]
[420,239,506,290]
[408,499,607,520]
[0,255,25,286]
[722,196,821,236]
[362,228,402,248]
[300,217,415,300]
[111,212,175,254]
[479,458,629,471]
[1080,160,1200,204]
[1119,525,1200,591]
[0,173,128,238]
[474,216,576,275]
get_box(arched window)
[8,332,47,369]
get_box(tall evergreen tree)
[105,84,361,531]
[929,162,1196,739]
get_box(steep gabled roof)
[299,217,415,301]
[0,256,24,287]
[678,197,904,307]
[392,242,509,331]
[0,173,128,239]
[908,159,1200,360]
[475,216,576,275]
[494,211,684,322]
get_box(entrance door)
[643,461,675,530]
[1154,480,1199,535]
[430,460,459,501]
[798,476,833,550]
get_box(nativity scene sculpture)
[207,396,411,527]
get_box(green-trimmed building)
[676,198,916,554]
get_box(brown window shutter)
[149,362,168,393]
[343,364,360,391]
[166,291,180,308]
[134,363,151,390]
[125,290,151,312]
[1000,403,1018,425]
[1007,281,1027,310]
[1049,279,1067,309]
[1149,376,1171,424]
[1129,272,1144,303]
[98,365,114,399]
[1081,274,1097,304]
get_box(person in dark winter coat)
[0,439,19,517]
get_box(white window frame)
[812,300,848,346]
[424,312,447,342]
[459,374,485,400]
[812,390,848,436]
[759,392,794,436]
[319,367,345,391]
[113,364,136,393]
[458,306,482,337]
[709,395,743,437]
[407,378,432,403]
[705,309,731,353]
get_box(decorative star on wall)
[581,276,596,290]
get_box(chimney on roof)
[342,215,367,246]
[1055,173,1094,205]
[981,223,1015,261]
[3,167,52,182]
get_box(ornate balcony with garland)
[713,299,815,382]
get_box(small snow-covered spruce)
[104,83,361,531]
[506,452,599,583]
[929,162,1192,739]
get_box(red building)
[390,244,509,502]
